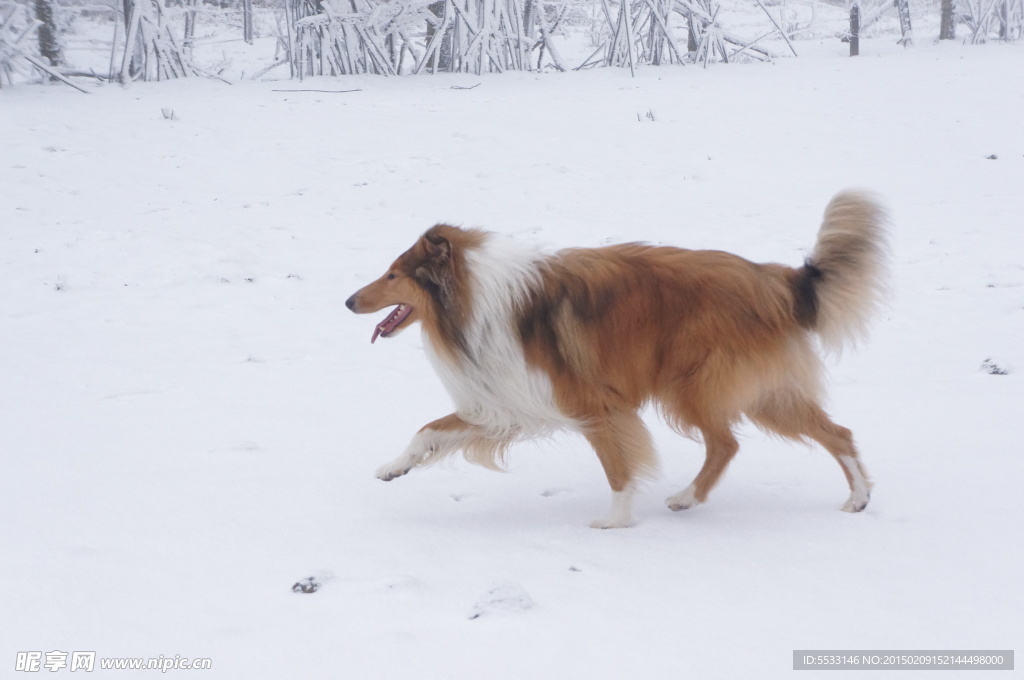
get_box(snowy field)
[2,38,1023,678]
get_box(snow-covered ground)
[2,38,1023,679]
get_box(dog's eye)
[387,273,396,280]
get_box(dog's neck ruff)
[422,233,576,440]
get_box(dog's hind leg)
[666,423,739,511]
[376,413,499,481]
[582,411,658,529]
[747,396,872,512]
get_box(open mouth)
[371,304,413,343]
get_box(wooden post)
[183,0,196,58]
[33,0,64,67]
[243,0,254,45]
[894,0,913,46]
[940,0,956,39]
[849,3,859,56]
[283,0,295,78]
[618,0,636,76]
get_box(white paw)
[376,461,412,481]
[841,492,870,513]
[589,516,635,529]
[839,456,871,512]
[665,485,700,512]
[590,488,637,528]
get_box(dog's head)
[346,225,483,344]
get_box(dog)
[346,191,888,528]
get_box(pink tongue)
[371,305,411,344]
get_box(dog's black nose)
[345,294,357,311]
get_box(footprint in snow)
[292,576,321,594]
[291,570,335,594]
[468,582,534,620]
[981,358,1009,375]
[540,487,572,497]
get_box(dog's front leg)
[376,413,478,481]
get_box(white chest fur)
[422,236,577,440]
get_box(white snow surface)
[2,40,1023,679]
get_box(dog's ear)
[414,232,453,288]
[423,232,451,264]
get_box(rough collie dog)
[346,191,888,528]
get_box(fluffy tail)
[793,190,890,355]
